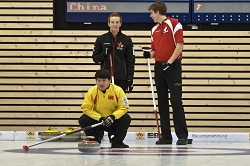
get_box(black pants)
[154,61,188,140]
[78,113,131,144]
[115,79,127,93]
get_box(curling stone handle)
[48,126,58,130]
[68,127,78,129]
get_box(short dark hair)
[148,1,167,15]
[108,12,122,23]
[95,69,111,80]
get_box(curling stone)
[78,136,100,153]
[61,127,81,142]
[40,127,61,141]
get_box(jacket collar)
[108,30,121,37]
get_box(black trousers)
[154,61,188,140]
[115,79,127,93]
[78,113,131,144]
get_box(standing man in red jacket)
[143,1,189,145]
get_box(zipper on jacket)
[112,35,117,76]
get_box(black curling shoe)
[176,138,188,145]
[111,142,129,148]
[156,138,172,145]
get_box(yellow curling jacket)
[81,83,129,121]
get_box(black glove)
[142,47,151,59]
[162,63,171,72]
[103,115,115,127]
[127,80,133,93]
[104,43,112,57]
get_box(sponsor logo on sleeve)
[122,96,128,106]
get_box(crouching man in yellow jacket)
[79,69,131,148]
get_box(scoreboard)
[65,0,250,23]
[65,0,191,23]
[192,0,250,23]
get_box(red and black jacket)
[92,31,135,81]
